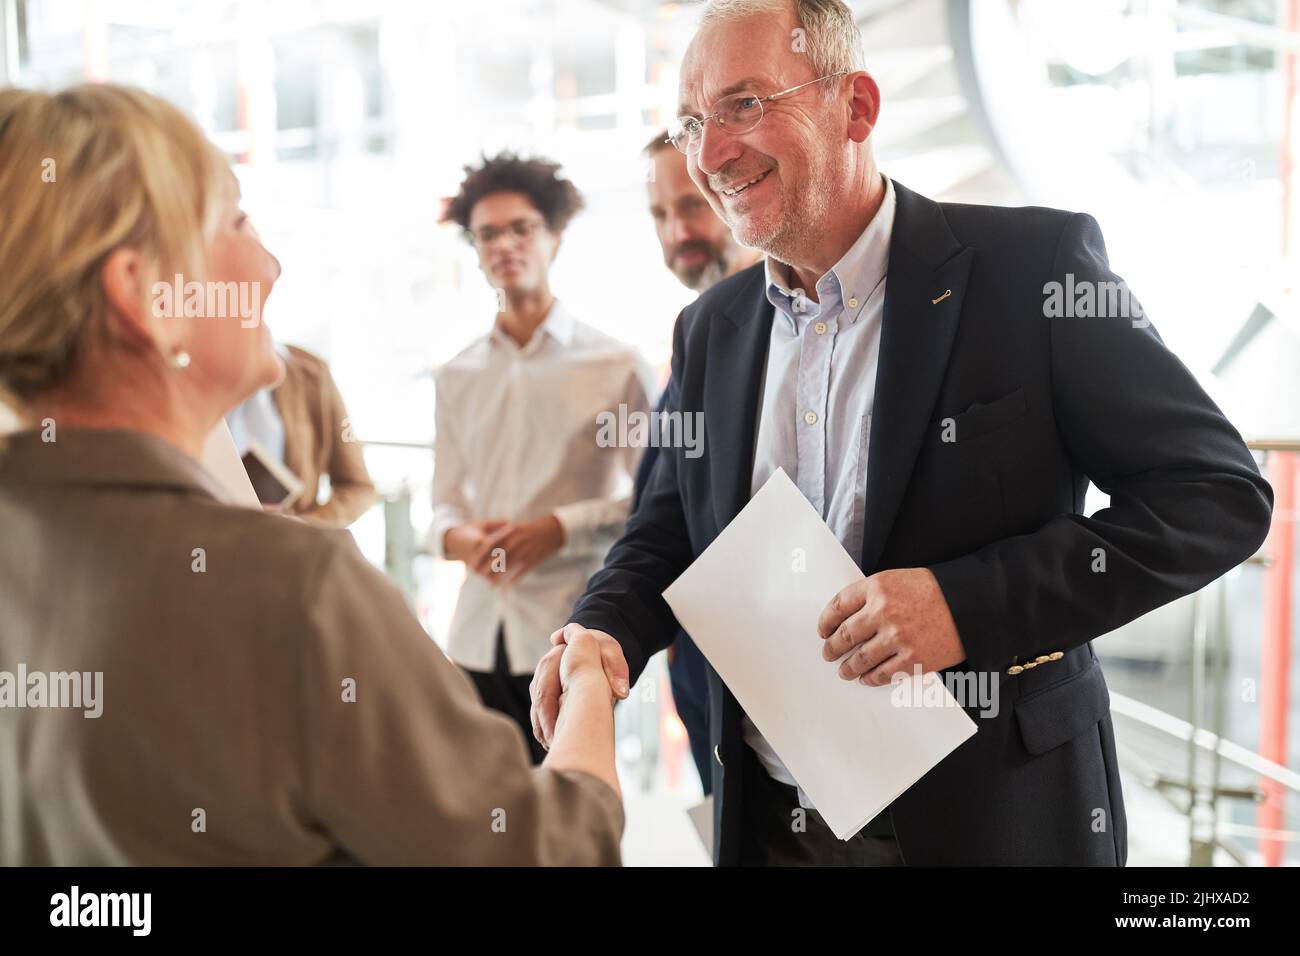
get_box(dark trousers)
[463,626,546,765]
[738,746,904,866]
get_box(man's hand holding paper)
[818,567,966,686]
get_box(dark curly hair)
[442,152,585,235]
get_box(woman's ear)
[99,247,161,352]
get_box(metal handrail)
[1110,692,1300,795]
[359,439,434,452]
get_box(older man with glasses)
[532,0,1271,866]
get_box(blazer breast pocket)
[938,387,1026,443]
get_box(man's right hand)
[530,623,631,750]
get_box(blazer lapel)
[859,181,973,574]
[704,269,772,532]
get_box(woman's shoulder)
[183,497,370,596]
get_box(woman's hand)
[558,628,614,697]
[530,624,630,752]
[534,626,623,797]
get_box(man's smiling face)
[678,8,844,262]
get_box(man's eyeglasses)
[667,72,849,155]
[466,218,547,247]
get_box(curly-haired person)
[432,153,655,762]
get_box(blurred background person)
[0,84,623,865]
[433,152,652,764]
[225,343,377,527]
[638,130,763,796]
[647,130,763,293]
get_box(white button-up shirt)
[745,174,897,798]
[432,302,654,674]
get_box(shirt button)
[804,411,818,425]
[847,297,859,308]
[814,321,827,335]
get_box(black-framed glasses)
[667,71,849,154]
[466,217,547,247]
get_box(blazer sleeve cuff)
[928,551,1012,676]
[429,511,464,559]
[552,769,626,840]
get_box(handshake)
[528,623,632,750]
[528,567,970,749]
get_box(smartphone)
[240,439,304,509]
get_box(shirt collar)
[490,299,575,353]
[765,173,896,333]
[0,427,228,502]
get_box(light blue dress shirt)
[744,174,897,804]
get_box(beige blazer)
[274,345,376,527]
[0,428,622,865]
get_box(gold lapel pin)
[931,289,953,305]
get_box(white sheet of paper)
[662,468,977,840]
[200,421,261,509]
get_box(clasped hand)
[529,624,630,750]
[444,514,565,586]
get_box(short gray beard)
[731,155,839,272]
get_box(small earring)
[168,349,191,370]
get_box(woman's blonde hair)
[0,83,236,412]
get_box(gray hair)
[699,0,866,79]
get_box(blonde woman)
[0,85,624,865]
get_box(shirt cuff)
[429,512,464,560]
[552,502,593,559]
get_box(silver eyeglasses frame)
[668,71,850,154]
